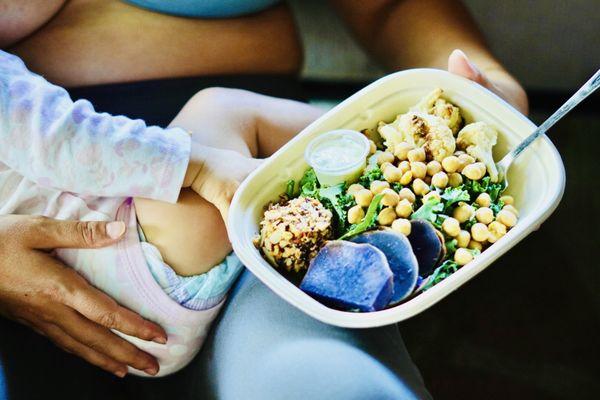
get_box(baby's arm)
[135,88,324,275]
[0,50,189,203]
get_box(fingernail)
[152,336,167,344]
[106,221,126,239]
[144,367,159,376]
[114,369,127,378]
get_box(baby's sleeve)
[0,50,190,203]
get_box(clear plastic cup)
[304,129,370,187]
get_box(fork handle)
[498,68,600,169]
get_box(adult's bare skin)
[0,215,167,377]
[3,0,526,114]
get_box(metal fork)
[496,68,600,188]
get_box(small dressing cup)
[305,129,370,187]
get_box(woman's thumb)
[448,49,487,85]
[23,217,126,249]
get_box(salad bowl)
[228,69,565,328]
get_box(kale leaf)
[358,166,383,188]
[299,168,319,198]
[285,179,296,198]
[410,197,444,224]
[421,260,460,291]
[441,187,471,212]
[319,184,355,232]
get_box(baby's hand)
[184,143,262,221]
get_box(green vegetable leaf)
[410,197,444,223]
[421,260,460,291]
[340,193,384,239]
[318,184,351,231]
[445,239,458,258]
[358,166,383,188]
[299,168,319,197]
[285,180,296,198]
[441,187,470,212]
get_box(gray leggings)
[0,270,432,399]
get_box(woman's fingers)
[38,321,128,378]
[19,216,126,249]
[56,306,160,375]
[64,273,167,344]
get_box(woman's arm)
[0,0,66,47]
[0,50,191,202]
[329,0,528,113]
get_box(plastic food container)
[305,129,370,186]
[228,69,565,328]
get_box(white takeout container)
[229,69,565,328]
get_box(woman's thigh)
[127,270,432,400]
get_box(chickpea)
[377,151,395,165]
[475,193,491,207]
[457,230,471,248]
[391,218,412,236]
[468,240,483,251]
[454,150,466,157]
[347,183,364,197]
[377,207,397,226]
[383,165,402,183]
[410,161,427,179]
[426,160,442,176]
[394,142,414,160]
[431,171,449,188]
[475,207,494,224]
[453,202,474,223]
[412,178,430,196]
[458,154,476,172]
[462,162,486,180]
[407,147,426,163]
[400,171,413,185]
[355,188,374,207]
[488,221,507,243]
[381,188,400,207]
[370,180,390,194]
[348,205,365,224]
[442,156,461,173]
[497,209,517,227]
[423,191,441,203]
[503,204,519,217]
[398,160,411,174]
[454,248,474,266]
[500,195,514,205]
[380,161,393,174]
[448,172,463,187]
[368,140,377,155]
[395,199,413,218]
[471,223,489,242]
[442,217,461,237]
[398,188,416,203]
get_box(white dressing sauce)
[309,137,365,170]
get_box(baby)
[0,50,321,376]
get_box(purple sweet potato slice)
[299,241,393,312]
[351,229,419,305]
[408,220,444,276]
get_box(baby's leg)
[135,88,323,276]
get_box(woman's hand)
[448,49,529,115]
[0,215,167,377]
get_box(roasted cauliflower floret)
[378,111,455,162]
[411,88,463,134]
[456,122,499,182]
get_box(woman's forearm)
[331,0,527,112]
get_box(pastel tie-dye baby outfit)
[0,50,242,376]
